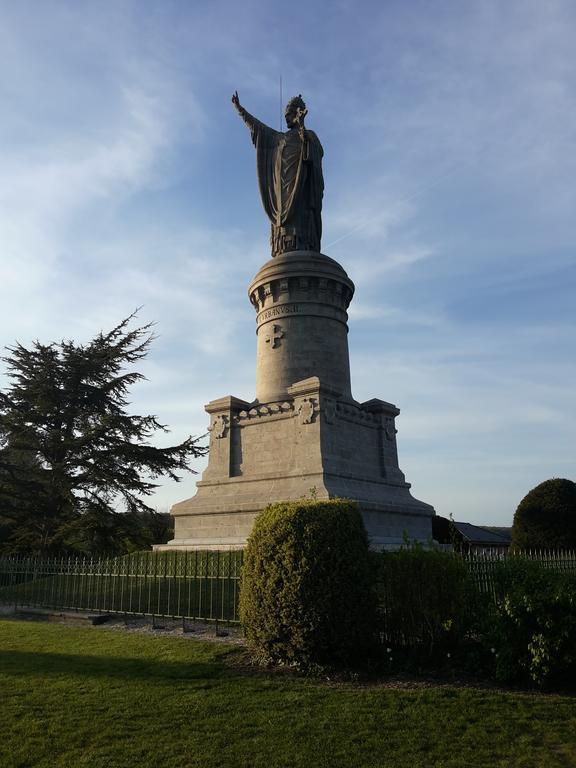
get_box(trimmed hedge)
[239,499,375,668]
[511,478,576,549]
[239,499,576,687]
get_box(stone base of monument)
[156,251,435,551]
[155,377,434,551]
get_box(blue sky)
[1,0,575,525]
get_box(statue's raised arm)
[232,91,276,148]
[232,91,324,258]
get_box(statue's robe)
[240,111,324,256]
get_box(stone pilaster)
[202,396,250,480]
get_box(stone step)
[7,607,113,625]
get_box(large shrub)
[373,547,479,652]
[511,478,576,550]
[239,499,375,668]
[488,558,576,686]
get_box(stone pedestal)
[249,251,355,403]
[158,251,434,551]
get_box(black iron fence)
[463,548,576,597]
[1,548,575,631]
[0,550,243,626]
[374,548,576,648]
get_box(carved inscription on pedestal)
[259,303,301,321]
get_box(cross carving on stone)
[263,324,284,348]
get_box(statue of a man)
[232,91,324,258]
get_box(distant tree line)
[0,314,205,556]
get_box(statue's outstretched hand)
[232,91,241,111]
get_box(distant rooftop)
[482,526,513,541]
[453,522,512,545]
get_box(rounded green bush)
[239,499,375,668]
[511,478,576,550]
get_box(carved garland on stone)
[232,402,293,424]
[385,418,398,441]
[209,414,228,439]
[322,399,336,424]
[298,398,317,425]
[335,402,380,426]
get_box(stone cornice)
[248,250,354,314]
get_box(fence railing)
[1,548,575,631]
[462,548,576,598]
[0,550,244,626]
[374,547,576,647]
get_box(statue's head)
[285,95,306,128]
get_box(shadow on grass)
[0,650,227,682]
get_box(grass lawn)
[1,619,575,768]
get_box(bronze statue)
[232,91,324,257]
